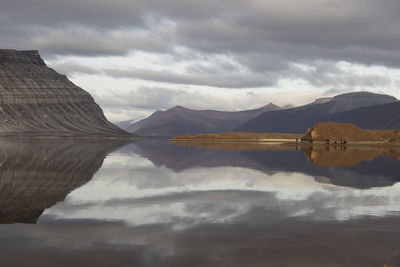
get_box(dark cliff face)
[0,49,133,137]
[0,138,128,224]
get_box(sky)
[1,0,400,122]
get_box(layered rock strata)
[0,49,133,137]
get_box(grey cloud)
[286,62,392,89]
[104,68,277,88]
[33,27,173,57]
[95,87,215,111]
[93,86,304,116]
[1,0,400,66]
[49,61,99,76]
[3,0,400,93]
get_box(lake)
[1,139,400,266]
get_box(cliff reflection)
[0,138,126,224]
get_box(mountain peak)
[259,103,282,111]
[333,91,398,101]
[327,91,398,114]
[169,105,190,111]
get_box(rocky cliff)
[0,49,133,137]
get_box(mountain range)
[119,91,399,136]
[236,92,399,133]
[118,103,282,136]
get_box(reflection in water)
[132,141,400,188]
[44,142,400,226]
[0,138,127,224]
[174,140,400,167]
[1,139,400,266]
[302,145,400,167]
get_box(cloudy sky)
[2,0,400,122]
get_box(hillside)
[236,92,398,133]
[0,49,134,137]
[131,103,282,137]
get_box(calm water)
[1,139,400,266]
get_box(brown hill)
[302,122,385,142]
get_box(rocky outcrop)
[0,49,134,137]
[302,122,384,143]
[389,130,400,143]
[0,138,128,224]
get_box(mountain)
[236,92,398,133]
[316,101,400,129]
[0,49,134,137]
[129,103,282,137]
[118,110,163,132]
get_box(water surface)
[1,139,400,266]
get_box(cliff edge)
[0,49,133,137]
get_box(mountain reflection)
[0,138,127,224]
[129,141,400,189]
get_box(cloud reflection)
[44,149,400,230]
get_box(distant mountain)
[236,92,398,133]
[317,101,400,129]
[118,110,163,132]
[129,103,282,137]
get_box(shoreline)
[171,138,400,147]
